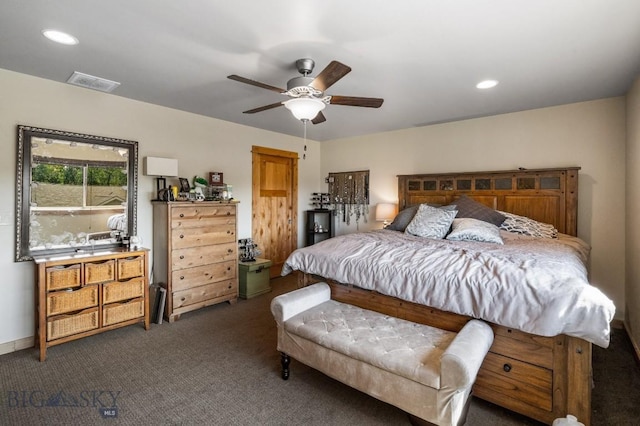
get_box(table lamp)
[144,157,178,200]
[375,203,397,228]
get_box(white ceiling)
[2,1,640,142]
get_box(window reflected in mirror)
[16,126,138,261]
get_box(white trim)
[0,336,34,356]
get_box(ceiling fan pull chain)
[303,120,308,159]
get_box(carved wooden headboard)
[397,167,580,236]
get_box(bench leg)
[281,353,290,380]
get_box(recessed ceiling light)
[42,29,79,45]
[476,80,499,89]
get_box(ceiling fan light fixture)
[229,59,382,124]
[283,97,326,121]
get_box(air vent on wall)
[67,71,120,93]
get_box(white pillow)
[405,204,457,239]
[498,211,558,239]
[446,218,504,244]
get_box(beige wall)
[321,98,626,321]
[0,68,322,348]
[626,76,640,351]
[0,66,631,351]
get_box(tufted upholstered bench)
[271,282,494,426]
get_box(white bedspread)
[282,229,615,348]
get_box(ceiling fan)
[227,59,384,124]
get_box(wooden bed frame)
[300,167,594,426]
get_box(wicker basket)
[46,264,81,291]
[85,260,115,284]
[103,278,145,304]
[47,308,99,340]
[103,298,144,326]
[117,256,144,280]
[47,286,98,316]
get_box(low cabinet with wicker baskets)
[34,248,150,361]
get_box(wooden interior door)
[252,146,298,278]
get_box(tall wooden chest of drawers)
[34,248,150,361]
[153,201,238,322]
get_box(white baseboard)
[0,336,34,356]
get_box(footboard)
[298,273,592,426]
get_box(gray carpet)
[1,275,637,425]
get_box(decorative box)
[238,258,272,299]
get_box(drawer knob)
[180,235,184,239]
[180,213,184,218]
[180,255,184,259]
[227,249,233,253]
[503,363,512,373]
[226,211,231,216]
[180,276,184,280]
[227,267,231,271]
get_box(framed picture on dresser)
[179,177,190,193]
[209,172,223,185]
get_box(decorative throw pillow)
[386,204,455,231]
[405,204,458,239]
[447,195,506,226]
[446,218,504,244]
[386,205,419,231]
[498,211,558,239]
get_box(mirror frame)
[15,125,138,261]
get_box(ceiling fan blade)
[311,61,351,91]
[243,102,284,114]
[311,111,326,125]
[330,96,384,108]
[227,75,285,94]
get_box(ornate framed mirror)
[16,125,138,261]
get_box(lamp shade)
[283,97,326,121]
[375,203,397,223]
[144,157,178,177]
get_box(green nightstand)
[239,258,272,299]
